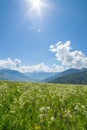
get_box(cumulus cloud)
[1,41,86,73]
[0,58,21,69]
[0,58,52,73]
[18,63,52,73]
[52,64,64,72]
[50,41,87,69]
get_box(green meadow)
[0,81,87,130]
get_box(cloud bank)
[0,41,87,73]
[50,41,87,69]
[0,58,53,73]
[0,58,21,69]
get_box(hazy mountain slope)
[24,72,57,82]
[0,69,57,82]
[0,68,87,83]
[0,69,30,81]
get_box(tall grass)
[0,81,87,130]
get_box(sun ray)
[26,0,49,16]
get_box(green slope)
[50,70,87,84]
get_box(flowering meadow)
[0,81,87,130]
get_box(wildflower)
[34,124,40,130]
[47,107,50,110]
[39,107,45,112]
[69,114,72,118]
[39,114,46,118]
[50,116,55,122]
[74,105,79,110]
[81,105,85,109]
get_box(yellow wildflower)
[34,124,40,130]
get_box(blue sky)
[0,0,87,72]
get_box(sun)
[26,0,48,16]
[31,0,42,9]
[30,0,42,14]
[25,0,50,30]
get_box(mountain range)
[43,68,80,82]
[0,69,30,81]
[25,72,57,82]
[0,69,57,82]
[49,69,87,84]
[0,68,87,84]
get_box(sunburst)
[26,0,48,16]
[31,0,42,10]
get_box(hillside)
[50,70,87,84]
[25,72,57,82]
[44,68,80,82]
[0,68,87,84]
[0,69,30,81]
[0,69,57,82]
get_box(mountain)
[49,70,87,84]
[0,69,31,81]
[44,68,80,82]
[24,72,57,82]
[0,68,87,84]
[0,69,57,82]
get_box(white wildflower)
[39,107,45,112]
[50,116,54,122]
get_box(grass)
[0,81,87,130]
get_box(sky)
[0,0,87,73]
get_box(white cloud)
[0,41,86,73]
[50,41,87,69]
[52,64,64,72]
[0,58,52,73]
[18,63,52,73]
[0,58,21,69]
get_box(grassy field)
[0,81,87,130]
